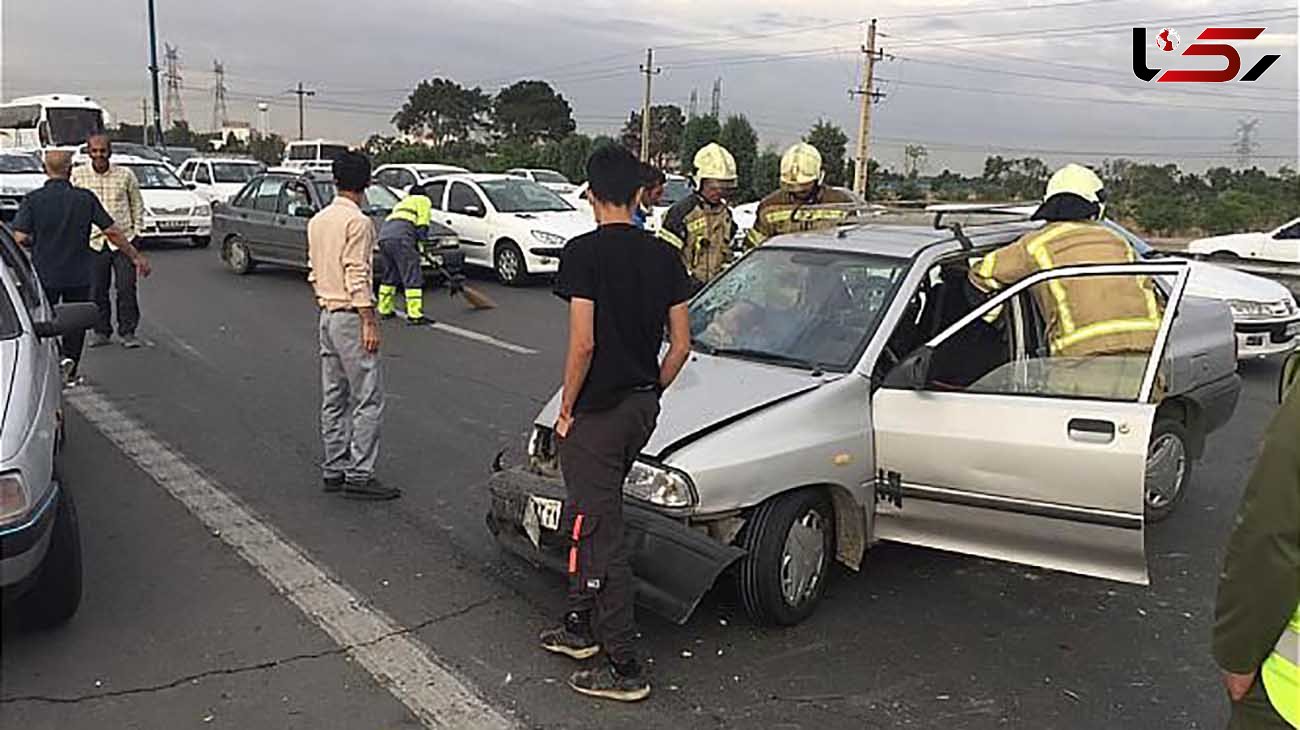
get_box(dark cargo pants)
[558,390,660,666]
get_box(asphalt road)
[1,243,1288,729]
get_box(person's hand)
[555,410,574,439]
[362,318,381,354]
[133,254,152,278]
[1222,670,1256,703]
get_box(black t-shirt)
[555,223,693,413]
[12,179,114,289]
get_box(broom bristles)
[461,285,496,310]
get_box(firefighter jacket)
[745,186,857,248]
[657,193,735,284]
[969,221,1162,357]
[1213,380,1300,726]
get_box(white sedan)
[1186,217,1300,265]
[175,158,266,203]
[422,174,594,285]
[116,157,213,248]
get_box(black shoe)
[322,475,345,493]
[406,315,434,326]
[540,616,600,660]
[343,478,402,501]
[379,312,397,321]
[568,664,650,702]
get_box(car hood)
[1185,260,1292,303]
[535,353,827,459]
[204,182,247,200]
[142,188,204,211]
[0,339,18,459]
[0,172,46,193]
[1188,232,1258,250]
[508,210,595,240]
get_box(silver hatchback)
[488,219,1239,626]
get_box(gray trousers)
[319,310,384,483]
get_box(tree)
[805,120,849,188]
[493,80,576,144]
[248,132,286,166]
[392,78,490,150]
[164,121,198,148]
[719,114,759,202]
[753,147,782,199]
[537,133,594,183]
[619,105,686,169]
[678,115,721,176]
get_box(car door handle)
[1068,418,1116,444]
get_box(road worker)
[658,143,737,291]
[968,163,1163,397]
[1213,353,1299,729]
[746,142,856,248]
[376,185,433,325]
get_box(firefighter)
[1213,355,1299,729]
[376,185,433,325]
[746,142,856,248]
[657,143,737,290]
[968,163,1162,393]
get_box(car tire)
[223,236,256,275]
[1145,418,1191,523]
[21,484,83,628]
[494,240,528,286]
[736,489,834,626]
[191,235,211,249]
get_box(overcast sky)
[2,0,1296,174]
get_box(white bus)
[281,139,350,170]
[0,94,110,153]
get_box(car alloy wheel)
[780,508,828,607]
[1144,420,1189,522]
[495,242,526,285]
[737,489,835,626]
[224,237,255,275]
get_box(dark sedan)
[212,170,464,281]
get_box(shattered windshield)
[690,247,906,372]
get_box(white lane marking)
[66,386,516,730]
[392,312,538,355]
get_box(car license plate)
[158,220,187,231]
[523,495,562,548]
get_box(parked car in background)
[1186,217,1300,265]
[112,156,212,248]
[505,168,576,195]
[212,170,463,281]
[564,173,692,232]
[281,139,349,170]
[0,152,45,222]
[425,174,592,285]
[488,214,1240,626]
[0,225,98,627]
[175,157,266,203]
[374,163,470,193]
[1108,220,1299,359]
[73,141,173,169]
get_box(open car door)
[871,261,1190,585]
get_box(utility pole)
[141,98,149,145]
[145,0,165,148]
[638,49,660,163]
[852,18,885,198]
[292,82,316,140]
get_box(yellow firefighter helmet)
[780,142,824,192]
[693,143,737,187]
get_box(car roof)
[441,173,513,183]
[767,219,1041,259]
[193,157,262,164]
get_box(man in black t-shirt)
[539,145,693,702]
[12,151,151,381]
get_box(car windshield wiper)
[700,344,824,375]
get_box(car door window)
[396,170,416,189]
[0,233,47,323]
[177,160,194,180]
[1274,222,1300,240]
[254,177,287,212]
[277,181,314,217]
[195,164,211,184]
[375,169,398,188]
[425,180,447,210]
[231,178,261,208]
[448,182,483,215]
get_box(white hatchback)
[423,174,593,285]
[175,158,266,204]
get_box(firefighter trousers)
[557,390,660,666]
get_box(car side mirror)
[882,345,934,390]
[185,182,198,190]
[33,303,99,339]
[293,206,316,218]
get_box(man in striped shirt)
[72,134,146,349]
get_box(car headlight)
[1228,299,1272,320]
[624,460,696,508]
[0,471,30,526]
[531,230,567,247]
[194,203,211,216]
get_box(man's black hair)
[332,150,371,193]
[639,162,666,188]
[1031,192,1101,222]
[586,145,641,207]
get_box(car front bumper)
[0,196,23,221]
[0,482,59,594]
[524,248,562,274]
[485,466,744,625]
[420,245,466,275]
[140,216,211,238]
[1235,317,1300,358]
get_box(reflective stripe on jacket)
[746,187,856,248]
[1263,608,1300,726]
[386,194,433,228]
[969,221,1162,357]
[658,193,735,283]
